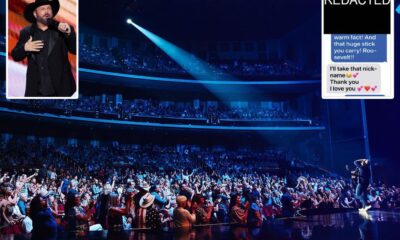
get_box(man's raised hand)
[58,22,71,35]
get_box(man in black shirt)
[11,0,76,97]
[354,159,372,212]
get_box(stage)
[3,210,400,240]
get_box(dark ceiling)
[79,0,320,42]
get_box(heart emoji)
[371,86,378,91]
[364,86,371,91]
[346,73,352,78]
[353,73,359,78]
[357,86,363,92]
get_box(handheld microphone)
[47,19,71,35]
[47,18,60,29]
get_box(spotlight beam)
[126,20,262,102]
[128,21,232,80]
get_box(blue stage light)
[125,20,264,102]
[0,107,326,131]
[396,3,400,14]
[79,67,319,85]
[127,21,233,81]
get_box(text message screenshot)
[322,0,394,99]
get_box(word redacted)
[325,0,390,5]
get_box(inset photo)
[6,0,78,98]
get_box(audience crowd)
[79,43,306,79]
[1,137,399,237]
[2,95,309,123]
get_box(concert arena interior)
[0,0,400,239]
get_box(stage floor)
[4,210,400,240]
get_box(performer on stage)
[353,159,372,212]
[11,0,76,97]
